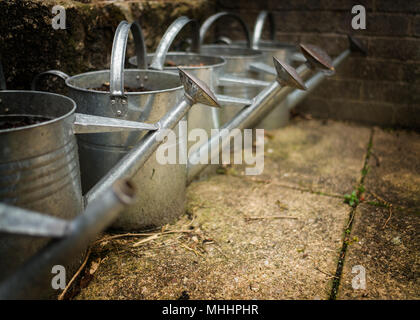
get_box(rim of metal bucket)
[199,12,252,48]
[200,44,263,60]
[129,52,226,71]
[64,69,183,95]
[0,90,76,133]
[235,39,297,52]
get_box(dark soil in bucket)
[0,114,53,130]
[90,82,151,92]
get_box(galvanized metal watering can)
[199,12,269,126]
[128,16,260,179]
[232,11,303,129]
[199,11,307,129]
[128,17,259,131]
[129,17,225,152]
[33,21,221,231]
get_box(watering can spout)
[178,68,220,108]
[300,44,335,72]
[273,57,307,90]
[0,179,136,299]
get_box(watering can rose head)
[178,68,220,108]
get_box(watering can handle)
[109,21,147,115]
[150,16,200,70]
[30,70,70,91]
[252,11,276,49]
[199,12,251,48]
[0,61,6,90]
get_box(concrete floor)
[74,119,419,300]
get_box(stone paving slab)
[74,119,419,300]
[76,174,349,300]
[338,127,420,300]
[337,204,419,300]
[263,119,371,196]
[364,128,420,211]
[76,119,371,300]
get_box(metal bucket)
[199,12,265,126]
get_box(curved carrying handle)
[150,16,200,70]
[252,11,275,49]
[30,70,70,91]
[0,61,6,90]
[199,12,251,48]
[109,21,147,116]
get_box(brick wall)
[0,0,215,91]
[216,0,420,129]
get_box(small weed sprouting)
[344,184,366,208]
[344,190,359,207]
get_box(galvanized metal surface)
[85,68,220,210]
[0,90,84,282]
[199,12,252,47]
[276,49,351,114]
[149,16,200,70]
[0,179,135,300]
[277,35,367,114]
[199,12,294,129]
[187,38,363,181]
[300,44,335,72]
[33,21,187,230]
[215,94,253,106]
[144,16,226,159]
[199,45,264,126]
[187,42,347,182]
[110,21,147,116]
[218,74,271,87]
[0,203,70,238]
[199,12,263,126]
[129,16,250,180]
[274,57,307,90]
[252,11,276,48]
[249,11,298,129]
[73,113,157,134]
[187,57,309,182]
